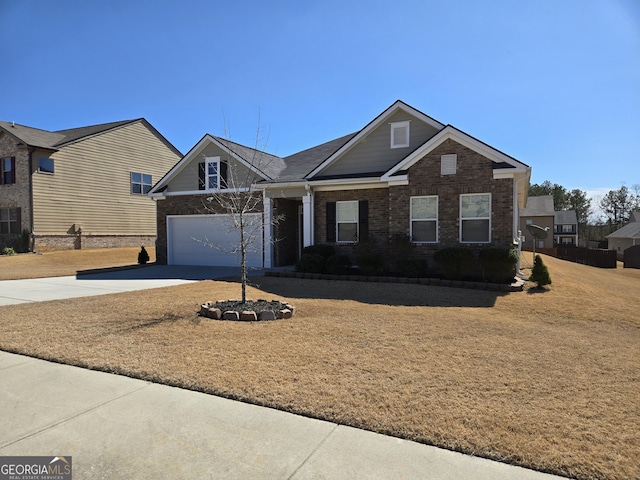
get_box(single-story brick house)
[149,100,531,268]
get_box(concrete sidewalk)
[0,352,568,479]
[0,265,246,306]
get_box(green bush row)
[296,241,517,283]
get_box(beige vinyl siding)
[167,143,261,193]
[321,111,440,177]
[32,121,180,235]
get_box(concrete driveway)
[0,265,247,306]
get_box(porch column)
[302,193,314,247]
[263,193,273,268]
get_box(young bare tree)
[198,121,284,304]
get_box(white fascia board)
[154,188,252,197]
[305,101,445,180]
[382,126,528,181]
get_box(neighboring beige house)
[519,195,554,249]
[606,211,640,259]
[0,119,181,251]
[150,100,531,268]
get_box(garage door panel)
[168,215,263,267]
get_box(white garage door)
[167,214,263,267]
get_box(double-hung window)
[1,157,15,185]
[0,207,20,234]
[131,172,152,194]
[410,196,438,243]
[336,200,359,242]
[460,193,491,243]
[206,157,220,190]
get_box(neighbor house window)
[561,237,573,245]
[37,157,54,174]
[336,200,359,242]
[131,172,152,194]
[441,154,457,175]
[562,224,573,233]
[390,121,410,148]
[460,193,491,243]
[0,207,20,234]
[411,196,438,243]
[1,157,15,185]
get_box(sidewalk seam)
[287,423,339,480]
[0,383,151,450]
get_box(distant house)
[519,196,555,249]
[519,195,578,248]
[150,100,531,268]
[607,211,640,259]
[0,119,181,251]
[554,210,578,246]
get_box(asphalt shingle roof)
[0,119,138,150]
[212,136,287,181]
[606,221,640,239]
[521,195,555,216]
[554,210,577,224]
[278,132,358,182]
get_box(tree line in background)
[528,180,640,244]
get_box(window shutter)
[220,161,228,189]
[326,202,336,243]
[198,162,205,190]
[359,200,369,242]
[10,157,16,184]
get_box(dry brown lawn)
[0,247,155,280]
[0,251,638,480]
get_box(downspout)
[27,147,35,251]
[513,174,527,276]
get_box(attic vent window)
[390,121,410,148]
[441,154,457,175]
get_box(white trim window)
[390,121,410,148]
[336,200,359,242]
[206,157,220,190]
[460,193,491,243]
[131,172,152,194]
[410,196,438,243]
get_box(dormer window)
[390,121,410,148]
[205,157,220,189]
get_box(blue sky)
[1,0,638,209]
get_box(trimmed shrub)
[325,254,352,275]
[2,247,16,256]
[530,255,552,287]
[433,248,475,280]
[138,246,150,264]
[19,229,31,253]
[301,244,335,259]
[296,253,325,273]
[397,258,428,278]
[479,248,518,283]
[355,238,384,276]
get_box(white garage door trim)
[167,214,264,267]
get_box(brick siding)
[155,193,263,264]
